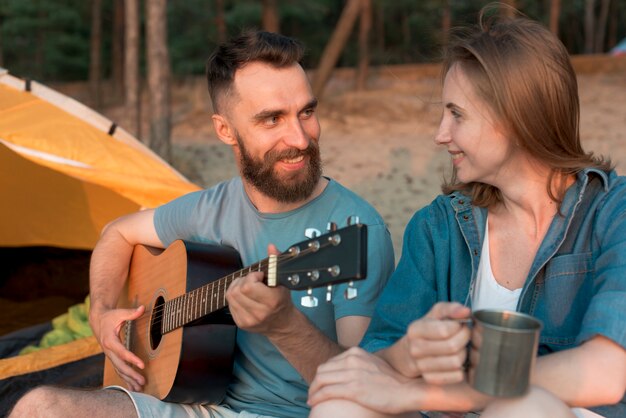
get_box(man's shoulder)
[195,177,244,203]
[323,178,385,224]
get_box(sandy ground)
[166,65,626,260]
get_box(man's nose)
[283,119,310,150]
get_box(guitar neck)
[161,260,268,334]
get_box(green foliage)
[0,0,625,82]
[1,0,90,80]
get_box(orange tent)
[0,68,200,250]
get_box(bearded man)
[9,31,394,418]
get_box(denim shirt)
[361,168,626,416]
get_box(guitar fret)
[176,297,181,329]
[163,301,172,333]
[215,280,226,309]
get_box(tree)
[111,0,125,102]
[584,0,595,53]
[0,12,4,68]
[549,0,561,36]
[146,0,172,161]
[595,0,611,52]
[501,0,517,17]
[356,0,371,90]
[89,0,103,109]
[215,0,227,43]
[262,0,279,33]
[312,0,362,99]
[442,0,452,47]
[125,0,141,139]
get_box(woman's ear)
[212,114,237,146]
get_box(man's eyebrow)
[300,98,318,112]
[252,99,319,122]
[252,108,285,122]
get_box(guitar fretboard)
[160,261,268,334]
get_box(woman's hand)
[381,302,471,384]
[308,347,418,414]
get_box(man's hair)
[206,30,304,113]
[441,5,611,207]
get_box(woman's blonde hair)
[441,5,611,206]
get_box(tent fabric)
[0,67,201,408]
[0,68,201,249]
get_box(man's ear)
[212,114,237,146]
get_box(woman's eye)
[451,109,462,119]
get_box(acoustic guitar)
[102,222,367,403]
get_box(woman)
[307,6,626,418]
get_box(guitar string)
[146,240,332,319]
[146,241,343,330]
[149,263,341,331]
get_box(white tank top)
[472,218,522,311]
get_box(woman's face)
[435,64,518,187]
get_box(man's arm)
[225,246,371,383]
[88,209,163,391]
[268,312,371,383]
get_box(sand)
[165,62,626,260]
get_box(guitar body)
[103,240,242,403]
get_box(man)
[9,31,394,418]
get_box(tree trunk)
[262,0,279,33]
[375,0,384,52]
[584,0,595,54]
[111,0,125,103]
[442,0,451,48]
[125,0,141,139]
[215,0,227,44]
[355,0,371,91]
[607,0,617,48]
[594,0,611,52]
[549,0,561,36]
[0,15,4,68]
[146,0,172,162]
[501,0,517,16]
[89,0,103,109]
[312,0,362,99]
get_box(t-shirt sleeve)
[153,191,203,246]
[331,222,395,320]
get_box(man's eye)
[301,108,315,118]
[264,116,279,126]
[451,109,462,119]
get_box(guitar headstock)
[267,219,368,300]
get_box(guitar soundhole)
[150,296,165,350]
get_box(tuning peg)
[347,215,360,226]
[344,281,358,300]
[326,285,333,302]
[326,222,337,231]
[301,288,318,308]
[305,228,321,239]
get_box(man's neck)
[242,177,329,214]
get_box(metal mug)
[467,309,543,398]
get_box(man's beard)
[236,133,322,203]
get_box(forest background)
[2,0,626,253]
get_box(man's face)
[236,130,321,203]
[226,62,322,203]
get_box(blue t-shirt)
[154,177,395,417]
